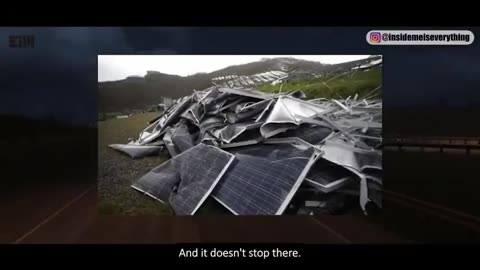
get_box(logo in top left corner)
[369,32,382,44]
[9,35,35,48]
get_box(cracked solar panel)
[132,143,235,215]
[274,124,332,145]
[181,102,205,124]
[220,128,264,149]
[171,123,198,154]
[157,96,193,134]
[217,122,262,143]
[131,158,181,203]
[304,158,354,193]
[212,142,318,215]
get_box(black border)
[1,244,479,264]
[2,4,479,26]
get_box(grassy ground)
[258,66,382,100]
[97,112,175,215]
[97,112,230,215]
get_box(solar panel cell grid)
[213,143,315,215]
[132,143,235,215]
[131,159,181,203]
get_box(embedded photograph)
[97,55,383,216]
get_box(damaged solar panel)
[109,80,383,216]
[132,143,235,215]
[212,142,320,215]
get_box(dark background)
[2,27,479,133]
[1,27,479,244]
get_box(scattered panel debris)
[132,143,235,215]
[110,82,383,215]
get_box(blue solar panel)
[132,143,235,215]
[131,159,180,203]
[171,123,198,153]
[212,143,316,215]
[275,124,332,145]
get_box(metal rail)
[383,135,480,154]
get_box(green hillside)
[258,66,382,100]
[98,58,328,113]
[98,57,381,113]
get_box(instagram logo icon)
[370,32,382,43]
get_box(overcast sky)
[98,55,371,82]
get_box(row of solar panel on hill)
[212,70,288,88]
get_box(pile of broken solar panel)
[109,86,382,215]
